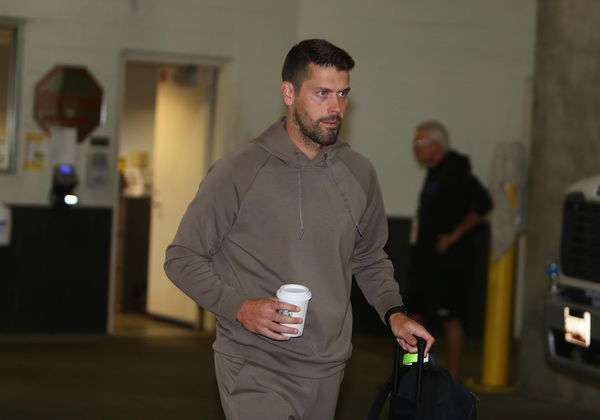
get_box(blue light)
[58,164,74,175]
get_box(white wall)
[0,0,537,216]
[0,0,299,206]
[297,0,536,216]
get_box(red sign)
[34,66,103,142]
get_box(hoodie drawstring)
[325,158,364,237]
[297,168,305,240]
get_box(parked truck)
[543,173,600,380]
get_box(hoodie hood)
[252,118,361,239]
[434,150,471,174]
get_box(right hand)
[236,297,302,340]
[388,312,435,356]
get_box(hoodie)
[414,150,493,258]
[164,119,403,378]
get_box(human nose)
[327,95,343,115]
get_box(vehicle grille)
[560,192,600,285]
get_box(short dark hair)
[282,39,355,90]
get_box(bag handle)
[392,339,401,394]
[369,339,407,420]
[393,337,427,400]
[416,336,426,402]
[368,337,428,419]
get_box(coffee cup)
[276,284,312,337]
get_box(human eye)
[316,90,327,97]
[338,89,350,98]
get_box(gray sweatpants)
[214,351,344,420]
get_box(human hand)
[388,312,435,356]
[236,297,302,340]
[435,233,457,254]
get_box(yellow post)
[468,183,518,392]
[481,243,516,387]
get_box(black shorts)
[405,252,469,323]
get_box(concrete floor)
[0,314,598,420]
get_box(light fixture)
[50,164,79,207]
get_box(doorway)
[114,56,220,332]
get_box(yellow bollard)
[467,183,518,392]
[481,244,516,387]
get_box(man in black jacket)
[407,120,492,380]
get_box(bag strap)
[366,375,393,420]
[368,340,403,420]
[367,338,427,419]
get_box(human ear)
[280,81,295,106]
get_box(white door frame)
[108,50,229,333]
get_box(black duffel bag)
[367,338,477,420]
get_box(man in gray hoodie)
[165,39,434,420]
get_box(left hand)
[389,312,435,356]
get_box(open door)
[146,65,215,326]
[116,59,218,329]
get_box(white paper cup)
[276,284,312,337]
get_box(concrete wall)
[0,0,298,206]
[520,0,600,412]
[298,0,536,216]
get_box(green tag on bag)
[402,353,418,365]
[402,352,429,365]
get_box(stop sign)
[34,66,103,142]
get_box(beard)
[293,107,342,146]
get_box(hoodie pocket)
[215,353,247,397]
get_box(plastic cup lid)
[277,284,312,301]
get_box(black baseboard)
[0,208,488,337]
[0,205,111,333]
